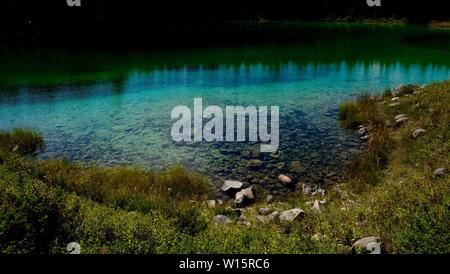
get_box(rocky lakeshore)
[1,80,448,254]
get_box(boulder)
[235,187,254,207]
[352,236,382,254]
[392,84,418,97]
[221,180,243,192]
[411,128,426,139]
[279,208,305,222]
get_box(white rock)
[207,200,216,208]
[411,128,426,139]
[235,187,254,207]
[266,195,274,203]
[391,97,400,101]
[395,117,409,125]
[311,200,323,213]
[352,236,382,254]
[278,174,292,184]
[279,208,305,222]
[394,114,407,120]
[301,184,312,195]
[221,180,243,192]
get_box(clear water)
[1,23,449,195]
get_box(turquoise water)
[1,23,449,194]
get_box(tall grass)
[0,128,44,155]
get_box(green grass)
[0,81,449,254]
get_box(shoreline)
[1,80,448,253]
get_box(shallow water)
[1,23,449,195]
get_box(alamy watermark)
[171,98,279,153]
[366,0,381,7]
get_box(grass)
[0,81,449,254]
[0,128,44,156]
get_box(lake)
[1,23,449,196]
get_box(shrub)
[0,166,80,254]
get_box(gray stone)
[392,84,418,97]
[266,195,274,203]
[352,236,382,254]
[258,207,273,215]
[207,200,216,208]
[433,167,446,177]
[279,208,305,222]
[212,215,232,225]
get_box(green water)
[1,23,449,195]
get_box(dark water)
[1,23,449,196]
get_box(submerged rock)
[278,174,292,184]
[289,161,306,173]
[279,208,305,222]
[352,236,382,254]
[247,159,264,170]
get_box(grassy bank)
[0,81,449,254]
